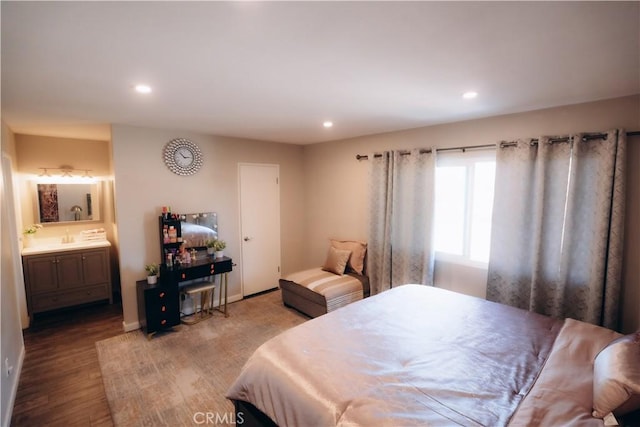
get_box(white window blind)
[434,150,496,266]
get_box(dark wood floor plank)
[10,301,122,426]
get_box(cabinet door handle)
[82,256,86,260]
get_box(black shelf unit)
[159,215,182,266]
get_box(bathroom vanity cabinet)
[22,242,112,318]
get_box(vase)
[23,234,34,248]
[207,247,215,255]
[215,250,224,258]
[147,275,158,285]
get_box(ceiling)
[2,1,639,145]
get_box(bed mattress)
[227,284,620,426]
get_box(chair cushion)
[281,268,365,313]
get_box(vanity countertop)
[22,240,111,256]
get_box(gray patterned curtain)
[368,149,436,295]
[487,130,626,329]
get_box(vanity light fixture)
[323,121,333,128]
[38,165,93,179]
[60,166,73,177]
[462,91,478,99]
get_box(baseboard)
[225,293,243,305]
[3,344,25,427]
[122,320,140,333]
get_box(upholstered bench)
[181,282,215,325]
[280,239,369,318]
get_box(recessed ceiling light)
[135,84,152,94]
[323,121,333,128]
[462,91,478,99]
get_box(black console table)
[137,255,233,338]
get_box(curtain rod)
[355,130,640,160]
[499,130,638,149]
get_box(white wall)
[111,125,305,331]
[302,95,640,332]
[1,122,25,427]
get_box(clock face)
[163,138,203,176]
[174,147,194,167]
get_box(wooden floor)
[11,300,123,427]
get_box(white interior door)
[239,163,281,296]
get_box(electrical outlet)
[5,357,13,377]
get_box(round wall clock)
[163,138,203,176]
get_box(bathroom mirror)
[34,182,101,223]
[179,212,218,248]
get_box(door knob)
[244,237,252,241]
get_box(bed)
[226,285,640,426]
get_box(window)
[434,150,496,265]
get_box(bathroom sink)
[22,240,111,256]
